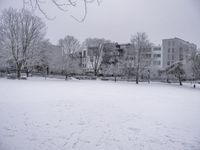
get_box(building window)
[172,55,174,60]
[172,41,175,46]
[179,47,183,61]
[153,47,161,51]
[179,55,183,61]
[172,48,175,53]
[168,48,170,53]
[167,61,170,66]
[168,54,170,59]
[83,51,86,57]
[153,61,161,65]
[168,41,171,46]
[144,54,151,58]
[153,54,161,58]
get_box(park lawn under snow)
[0,78,200,150]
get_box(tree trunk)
[16,64,22,79]
[148,70,150,83]
[127,71,130,81]
[94,69,98,76]
[44,67,47,80]
[136,67,139,84]
[178,75,182,86]
[136,72,139,84]
[26,71,29,77]
[17,69,21,79]
[179,80,182,86]
[26,69,29,77]
[167,78,170,83]
[46,67,49,75]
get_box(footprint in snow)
[128,127,141,134]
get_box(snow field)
[0,78,200,150]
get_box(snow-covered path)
[0,78,200,150]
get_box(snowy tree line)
[0,8,200,85]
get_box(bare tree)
[30,40,63,77]
[0,8,46,78]
[29,40,51,75]
[101,43,116,75]
[59,35,80,54]
[130,32,152,84]
[164,61,185,86]
[84,38,110,76]
[101,43,125,81]
[23,0,102,22]
[59,35,81,75]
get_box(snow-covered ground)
[0,77,200,150]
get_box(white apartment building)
[149,45,162,78]
[162,38,197,68]
[162,38,197,78]
[81,43,163,77]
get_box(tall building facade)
[80,43,163,77]
[149,45,162,78]
[162,38,197,69]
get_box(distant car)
[20,76,27,80]
[20,73,27,80]
[7,73,27,80]
[7,73,17,79]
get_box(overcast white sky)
[0,0,200,47]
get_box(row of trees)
[0,8,109,79]
[76,33,153,84]
[0,8,200,85]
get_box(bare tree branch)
[23,0,101,22]
[130,32,152,84]
[59,35,81,74]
